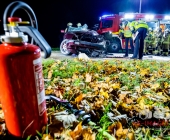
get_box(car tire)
[107,38,121,53]
[60,39,71,55]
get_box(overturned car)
[60,24,122,57]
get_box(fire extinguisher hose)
[3,1,37,31]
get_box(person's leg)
[139,38,144,59]
[131,29,142,59]
[130,37,134,54]
[132,35,140,58]
[139,28,147,59]
[124,38,129,56]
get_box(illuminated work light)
[164,15,170,20]
[145,15,154,20]
[124,14,134,19]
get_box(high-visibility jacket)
[124,23,132,37]
[129,21,136,33]
[119,29,124,33]
[119,29,124,37]
[135,20,149,30]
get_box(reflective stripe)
[113,32,119,34]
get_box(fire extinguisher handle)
[17,26,51,58]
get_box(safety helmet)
[77,23,82,27]
[148,28,152,31]
[155,27,161,32]
[67,22,73,26]
[123,20,128,26]
[119,22,123,28]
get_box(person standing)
[131,20,149,59]
[77,23,82,28]
[119,22,124,38]
[65,22,73,33]
[122,20,134,57]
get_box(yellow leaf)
[47,86,52,90]
[150,76,155,81]
[75,94,84,103]
[97,65,102,70]
[100,91,109,99]
[59,66,66,70]
[164,82,169,88]
[70,122,83,139]
[41,134,53,140]
[72,74,78,79]
[127,132,135,140]
[151,83,160,90]
[136,65,140,69]
[157,92,162,95]
[51,62,57,68]
[112,83,120,90]
[45,89,53,94]
[94,87,98,91]
[140,68,149,76]
[85,73,92,82]
[125,98,133,104]
[48,70,53,79]
[119,93,127,100]
[56,60,61,64]
[105,77,110,83]
[82,128,96,140]
[108,123,116,134]
[53,78,59,82]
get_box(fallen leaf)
[48,70,53,79]
[82,128,96,140]
[119,94,127,100]
[41,134,53,140]
[85,73,92,82]
[69,122,82,139]
[127,132,135,140]
[100,91,109,99]
[75,94,84,103]
[112,83,120,90]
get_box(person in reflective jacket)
[122,20,134,57]
[131,20,149,59]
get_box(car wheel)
[107,38,121,53]
[60,39,71,55]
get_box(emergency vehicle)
[97,12,170,53]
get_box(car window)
[101,19,113,29]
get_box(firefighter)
[65,22,73,32]
[131,20,149,59]
[129,21,136,34]
[122,20,134,57]
[161,28,170,56]
[77,23,82,28]
[119,22,124,38]
[144,28,154,55]
[152,27,163,55]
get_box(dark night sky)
[0,0,170,47]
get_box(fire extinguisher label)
[33,57,46,116]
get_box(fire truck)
[96,12,170,53]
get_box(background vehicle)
[60,24,111,57]
[97,12,170,53]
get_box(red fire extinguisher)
[0,2,51,138]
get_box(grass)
[51,48,60,51]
